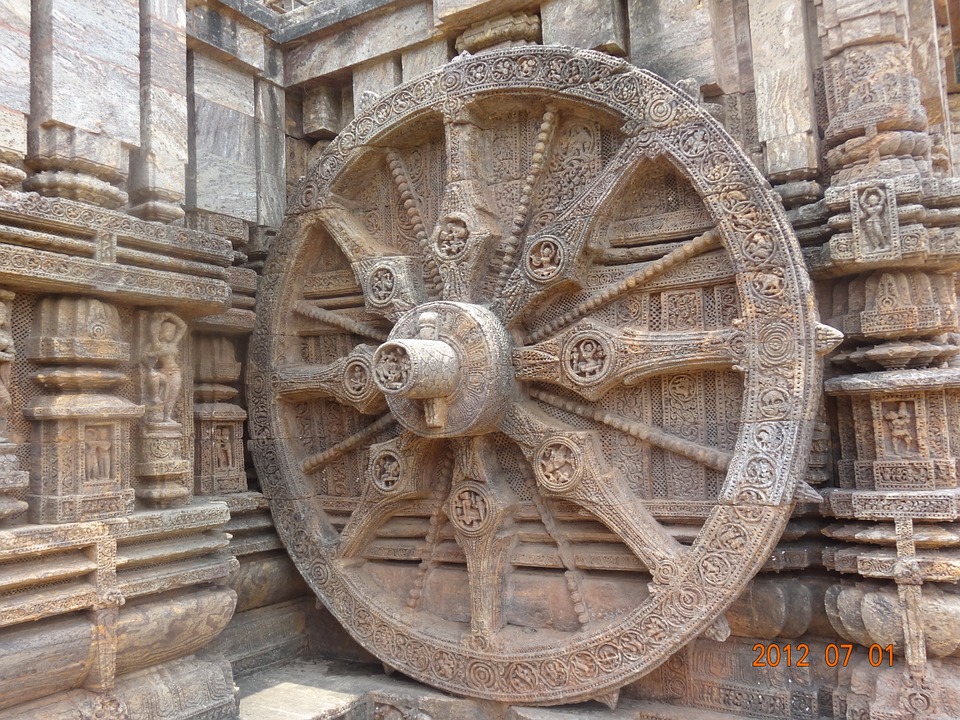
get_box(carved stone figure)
[142,312,187,425]
[248,46,831,706]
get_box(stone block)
[28,123,128,181]
[541,0,627,55]
[141,18,188,96]
[258,172,286,228]
[256,80,285,131]
[302,84,342,139]
[187,3,264,71]
[115,586,237,675]
[193,96,256,165]
[401,39,451,82]
[628,0,730,93]
[130,85,189,200]
[286,2,437,85]
[0,0,30,115]
[749,0,820,181]
[47,45,140,146]
[207,599,309,676]
[49,0,139,72]
[0,107,27,159]
[0,615,95,711]
[194,140,258,222]
[433,0,522,27]
[191,52,255,116]
[353,56,402,114]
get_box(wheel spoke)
[431,101,502,303]
[302,413,396,474]
[294,300,388,342]
[275,344,386,414]
[493,103,560,296]
[446,437,519,649]
[500,404,684,574]
[386,149,443,295]
[493,136,650,324]
[514,318,744,402]
[530,387,732,473]
[524,227,722,343]
[337,432,435,559]
[315,203,428,319]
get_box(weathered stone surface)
[541,0,627,55]
[285,2,438,86]
[352,56,402,114]
[401,39,451,83]
[749,0,820,182]
[302,84,342,139]
[187,2,265,71]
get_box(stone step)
[236,659,748,720]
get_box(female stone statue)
[142,312,187,424]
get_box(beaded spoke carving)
[249,46,825,706]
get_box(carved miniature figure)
[859,187,889,251]
[538,442,577,486]
[142,312,187,425]
[569,337,606,379]
[215,426,232,470]
[370,267,396,303]
[885,401,916,456]
[437,217,469,258]
[527,239,561,279]
[84,427,113,481]
[374,347,410,391]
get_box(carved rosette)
[248,46,826,705]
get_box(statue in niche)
[84,426,112,481]
[884,401,916,456]
[214,426,232,471]
[142,312,187,425]
[859,187,889,251]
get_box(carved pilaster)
[193,335,246,495]
[0,290,27,525]
[22,297,142,523]
[814,1,960,715]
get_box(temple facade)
[2,1,960,718]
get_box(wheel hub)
[373,301,515,437]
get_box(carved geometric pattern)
[248,46,822,705]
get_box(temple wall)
[0,0,959,718]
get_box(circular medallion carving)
[249,46,821,706]
[535,438,582,493]
[563,333,611,385]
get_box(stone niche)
[22,296,143,523]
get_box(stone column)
[813,1,960,716]
[0,1,30,188]
[26,0,140,208]
[0,290,27,525]
[128,0,188,222]
[22,297,143,523]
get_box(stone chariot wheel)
[248,46,832,705]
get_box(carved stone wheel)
[249,46,827,706]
